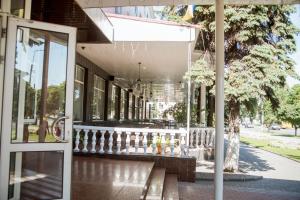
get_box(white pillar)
[215,0,225,200]
[200,84,206,126]
[186,42,192,152]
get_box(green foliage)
[277,84,300,135]
[163,103,197,124]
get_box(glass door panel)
[0,17,76,200]
[11,27,68,143]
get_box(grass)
[240,136,300,162]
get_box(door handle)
[51,116,69,142]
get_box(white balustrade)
[135,132,140,153]
[74,129,81,152]
[73,125,190,157]
[82,129,89,152]
[91,130,97,153]
[170,133,175,156]
[108,131,114,154]
[125,132,131,154]
[99,131,105,154]
[143,132,148,154]
[116,131,122,154]
[180,133,186,157]
[161,133,166,156]
[152,132,157,155]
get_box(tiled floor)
[71,156,154,200]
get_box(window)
[92,75,105,120]
[120,89,126,120]
[135,97,139,120]
[109,85,119,120]
[74,65,85,121]
[128,93,133,120]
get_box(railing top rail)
[73,125,187,134]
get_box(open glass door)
[0,17,76,200]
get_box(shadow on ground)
[224,140,275,173]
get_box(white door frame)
[0,17,76,200]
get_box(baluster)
[126,132,131,154]
[82,129,89,152]
[152,132,157,155]
[199,129,205,161]
[205,129,210,147]
[74,129,81,152]
[135,132,140,153]
[161,133,166,156]
[91,130,97,153]
[200,129,205,147]
[108,131,114,154]
[196,129,199,148]
[190,129,194,147]
[143,132,148,154]
[180,133,186,157]
[99,131,105,154]
[170,133,175,156]
[116,131,122,154]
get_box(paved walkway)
[190,139,300,199]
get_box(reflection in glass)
[11,0,25,18]
[8,151,63,199]
[74,65,85,121]
[92,75,105,120]
[11,27,68,143]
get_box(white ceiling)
[77,41,192,84]
[76,0,300,8]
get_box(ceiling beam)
[76,0,300,8]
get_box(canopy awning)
[76,0,300,8]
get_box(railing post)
[108,131,114,154]
[91,130,97,153]
[135,132,140,153]
[161,133,166,156]
[180,132,186,157]
[116,131,122,154]
[196,129,200,148]
[170,133,175,156]
[143,132,148,154]
[152,132,157,155]
[190,129,194,147]
[82,129,89,153]
[99,131,105,154]
[74,129,81,152]
[126,131,131,154]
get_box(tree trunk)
[224,100,240,172]
[295,127,298,136]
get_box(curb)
[196,172,263,181]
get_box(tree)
[278,84,300,136]
[168,5,299,172]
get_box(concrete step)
[145,168,166,200]
[163,174,179,200]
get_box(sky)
[287,4,300,87]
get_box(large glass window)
[135,97,139,120]
[92,75,105,120]
[109,84,119,120]
[120,89,126,120]
[128,93,133,120]
[73,65,85,121]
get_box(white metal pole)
[186,42,192,151]
[215,0,225,200]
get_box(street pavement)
[182,129,300,200]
